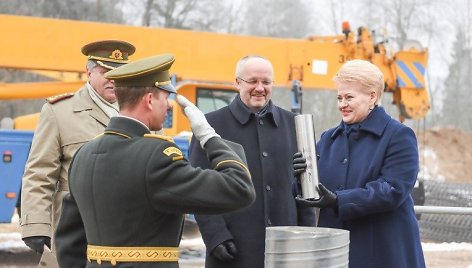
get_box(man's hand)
[293,152,307,177]
[176,95,220,148]
[211,240,237,262]
[295,183,338,209]
[23,236,51,254]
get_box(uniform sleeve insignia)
[143,134,174,142]
[163,147,184,161]
[46,92,75,104]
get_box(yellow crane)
[0,14,429,133]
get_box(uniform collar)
[229,95,279,127]
[331,106,391,139]
[106,116,150,138]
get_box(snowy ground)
[1,214,471,268]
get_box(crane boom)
[0,14,429,119]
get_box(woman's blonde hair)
[333,60,384,104]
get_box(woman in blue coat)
[294,60,425,268]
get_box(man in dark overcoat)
[54,53,256,268]
[189,55,316,268]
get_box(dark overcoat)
[55,116,256,268]
[189,96,316,268]
[317,106,425,268]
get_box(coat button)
[262,152,268,157]
[267,218,272,225]
[266,185,271,191]
[337,185,344,190]
[259,119,264,125]
[341,158,348,164]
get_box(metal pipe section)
[414,206,472,215]
[294,114,320,199]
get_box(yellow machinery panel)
[13,113,40,130]
[392,50,430,120]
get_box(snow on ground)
[0,232,26,250]
[422,242,472,252]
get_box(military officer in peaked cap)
[55,53,256,267]
[20,40,136,261]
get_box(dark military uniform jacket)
[55,116,255,268]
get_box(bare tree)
[0,0,124,23]
[141,0,154,26]
[125,0,238,32]
[440,25,472,130]
[243,0,312,38]
[224,1,246,34]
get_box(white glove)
[176,95,220,148]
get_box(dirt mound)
[417,128,472,184]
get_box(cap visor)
[96,60,126,70]
[157,84,177,94]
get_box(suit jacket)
[55,116,255,268]
[189,96,316,268]
[317,106,425,268]
[21,85,110,240]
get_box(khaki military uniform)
[20,40,136,252]
[20,86,110,240]
[55,116,255,268]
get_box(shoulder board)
[143,134,174,143]
[46,93,75,104]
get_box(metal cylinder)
[294,114,320,199]
[265,226,350,268]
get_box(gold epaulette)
[143,134,174,143]
[46,93,75,104]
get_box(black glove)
[211,240,237,262]
[296,183,338,209]
[293,152,307,177]
[23,236,51,254]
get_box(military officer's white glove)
[176,95,220,148]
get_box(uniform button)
[267,219,272,225]
[337,185,344,190]
[259,119,264,125]
[262,152,268,157]
[266,185,271,191]
[341,158,348,164]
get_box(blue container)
[173,136,190,158]
[0,130,34,223]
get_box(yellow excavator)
[0,14,429,222]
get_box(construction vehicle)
[0,14,429,222]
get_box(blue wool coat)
[189,96,316,268]
[317,106,425,268]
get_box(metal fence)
[417,180,472,242]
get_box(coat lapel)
[72,86,110,127]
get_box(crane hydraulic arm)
[0,14,429,120]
